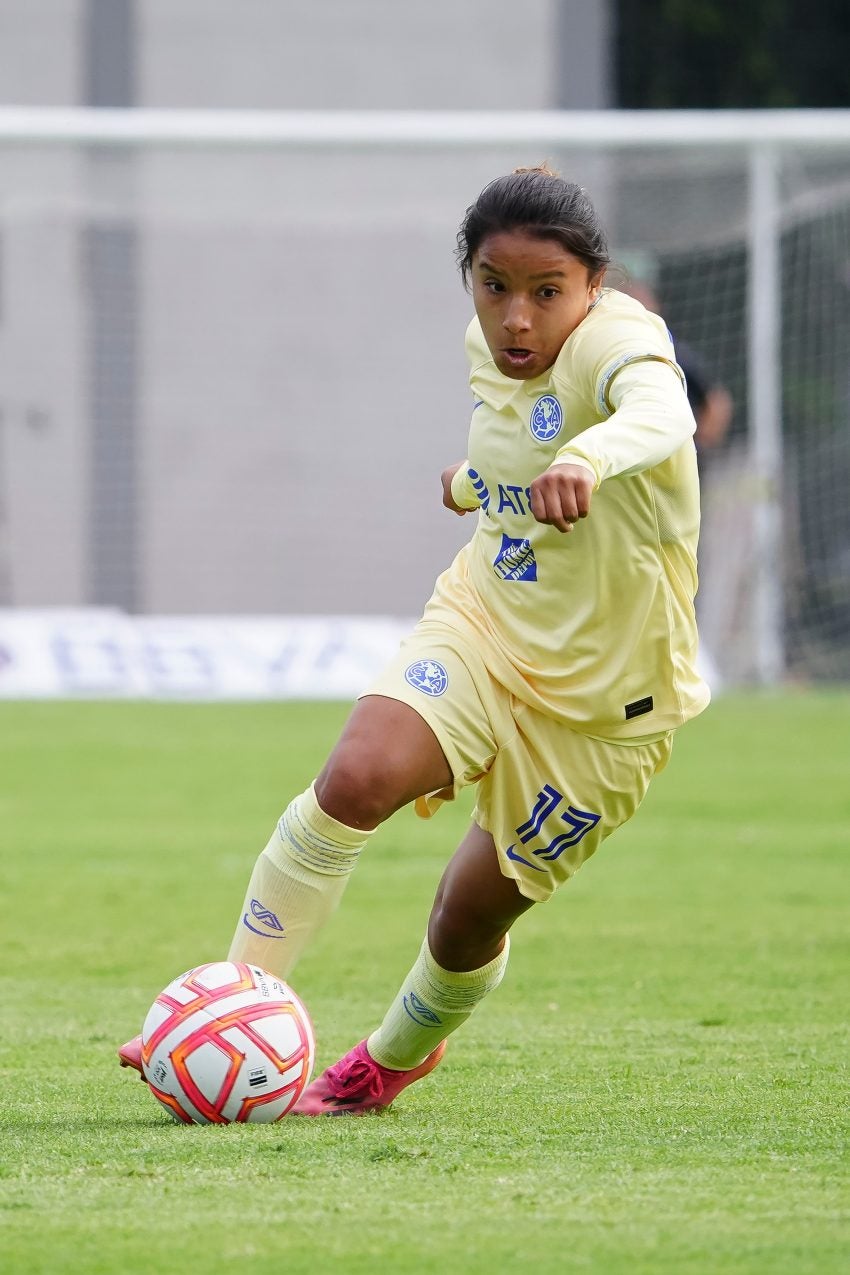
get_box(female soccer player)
[120,166,709,1112]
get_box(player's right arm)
[529,462,595,533]
[552,299,696,487]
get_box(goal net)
[0,109,848,687]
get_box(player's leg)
[122,630,501,1078]
[119,694,455,1076]
[293,717,675,1113]
[292,823,533,1113]
[226,693,453,980]
[226,632,501,988]
[367,821,535,1065]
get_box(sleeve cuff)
[548,454,601,489]
[450,462,483,510]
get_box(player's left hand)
[529,464,594,533]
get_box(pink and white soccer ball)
[141,961,315,1124]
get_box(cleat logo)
[242,897,286,939]
[403,991,443,1027]
[404,659,449,698]
[529,395,563,441]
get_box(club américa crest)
[404,660,449,697]
[530,394,563,441]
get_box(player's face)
[471,230,602,379]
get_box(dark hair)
[456,165,610,287]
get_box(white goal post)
[2,107,850,688]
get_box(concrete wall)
[140,0,562,110]
[0,1,612,614]
[0,0,83,105]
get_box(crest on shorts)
[404,659,449,697]
[530,394,563,441]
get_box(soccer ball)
[140,961,315,1124]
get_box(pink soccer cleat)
[291,1038,446,1115]
[117,1033,145,1078]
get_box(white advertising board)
[0,610,415,700]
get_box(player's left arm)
[530,359,695,532]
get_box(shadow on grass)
[0,1115,177,1132]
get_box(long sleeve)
[450,461,484,510]
[550,359,696,487]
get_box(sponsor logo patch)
[493,534,537,582]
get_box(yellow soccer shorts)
[362,621,672,904]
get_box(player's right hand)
[529,463,594,533]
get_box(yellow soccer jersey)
[424,288,711,739]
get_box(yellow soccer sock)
[227,784,371,980]
[367,936,510,1071]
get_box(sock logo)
[402,991,443,1027]
[242,897,286,939]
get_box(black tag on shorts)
[625,695,654,720]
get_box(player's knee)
[314,745,404,830]
[428,894,506,971]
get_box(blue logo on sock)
[403,991,443,1027]
[242,897,286,939]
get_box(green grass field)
[1,694,848,1274]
